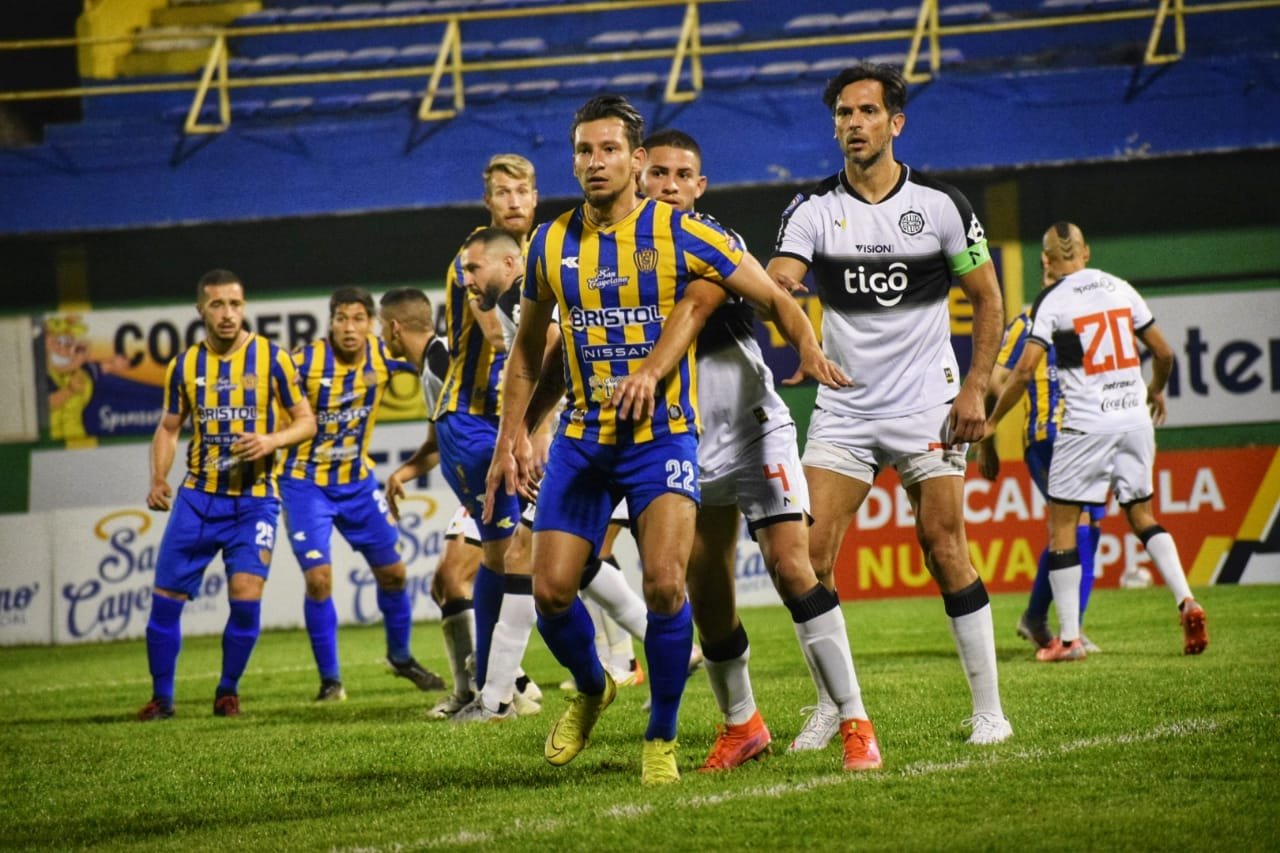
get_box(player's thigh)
[221,496,282,590]
[800,464,870,576]
[280,477,338,569]
[333,478,401,571]
[155,489,224,598]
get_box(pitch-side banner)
[34,291,444,441]
[832,446,1280,599]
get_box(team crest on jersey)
[569,408,586,426]
[633,248,660,273]
[587,268,629,291]
[944,366,955,384]
[242,374,258,391]
[899,210,925,235]
[667,404,684,421]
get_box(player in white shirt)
[624,129,880,772]
[985,221,1208,659]
[766,63,1011,746]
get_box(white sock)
[441,609,475,695]
[948,604,1003,717]
[1143,530,1194,603]
[584,597,610,666]
[705,647,757,725]
[795,606,867,721]
[601,609,636,677]
[1048,563,1082,643]
[581,560,648,640]
[480,589,534,711]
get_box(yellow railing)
[0,0,1276,135]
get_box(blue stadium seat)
[510,78,560,99]
[234,9,284,26]
[939,2,994,23]
[228,56,255,75]
[393,43,440,66]
[311,93,365,113]
[491,37,548,58]
[837,9,888,31]
[348,46,398,67]
[251,53,302,75]
[461,40,494,59]
[699,20,744,44]
[885,5,923,26]
[755,60,809,84]
[384,1,433,13]
[465,81,509,102]
[805,56,863,81]
[561,75,608,97]
[607,71,661,95]
[587,30,640,51]
[263,96,315,117]
[783,14,841,36]
[231,98,266,120]
[704,64,755,88]
[284,5,336,23]
[359,89,415,111]
[296,49,349,72]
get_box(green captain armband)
[949,239,991,277]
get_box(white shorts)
[445,506,481,544]
[803,401,967,488]
[702,422,809,530]
[1048,426,1154,506]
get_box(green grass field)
[4,585,1279,851]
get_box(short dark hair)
[197,268,241,301]
[379,287,433,333]
[822,63,907,115]
[461,226,522,256]
[641,128,702,163]
[329,286,375,319]
[571,94,645,150]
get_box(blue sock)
[377,587,413,663]
[146,594,185,704]
[643,602,693,742]
[537,598,605,696]
[1027,547,1054,621]
[1078,524,1099,620]
[304,596,341,681]
[218,599,261,695]
[472,564,504,690]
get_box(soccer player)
[138,269,316,721]
[484,94,849,784]
[977,263,1106,653]
[985,221,1209,659]
[636,128,881,772]
[433,156,545,723]
[767,63,1012,745]
[281,287,445,702]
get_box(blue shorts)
[437,412,521,542]
[155,488,281,598]
[1025,438,1105,524]
[281,475,400,571]
[533,433,699,553]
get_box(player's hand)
[484,444,521,524]
[797,346,851,390]
[230,431,276,462]
[385,473,407,521]
[513,433,541,502]
[780,365,806,387]
[947,386,986,444]
[607,370,658,421]
[147,479,172,512]
[772,271,809,295]
[975,438,1000,481]
[1148,387,1167,426]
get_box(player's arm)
[766,255,811,295]
[468,296,508,353]
[976,361,1013,480]
[984,341,1045,440]
[609,278,727,422]
[952,261,1004,443]
[729,252,849,389]
[147,407,184,512]
[484,295,554,521]
[1137,322,1175,426]
[523,320,566,436]
[387,422,441,520]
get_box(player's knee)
[304,566,332,600]
[373,563,406,592]
[534,583,576,616]
[642,574,686,614]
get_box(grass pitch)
[4,585,1278,851]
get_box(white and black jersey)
[774,165,990,419]
[422,335,450,421]
[495,277,523,353]
[1029,268,1155,434]
[691,214,793,471]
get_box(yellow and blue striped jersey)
[436,226,517,420]
[998,310,1063,445]
[525,197,744,445]
[163,334,304,498]
[283,334,417,486]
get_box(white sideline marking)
[334,719,1219,853]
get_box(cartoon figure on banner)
[43,314,128,440]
